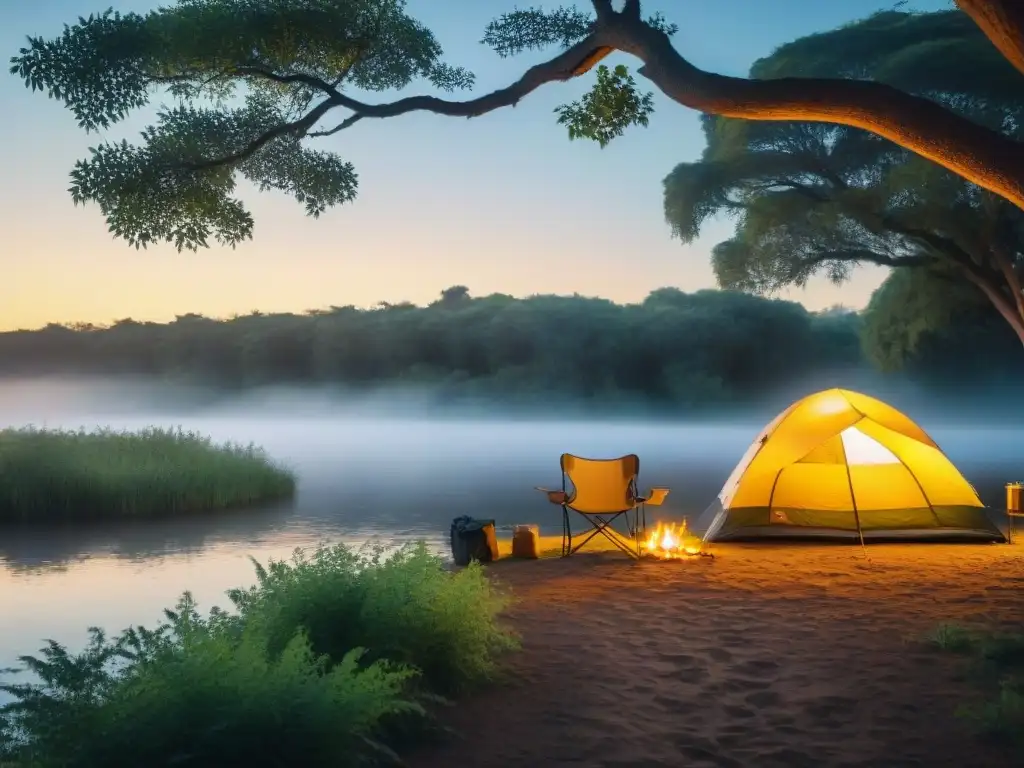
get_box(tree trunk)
[965,271,1024,347]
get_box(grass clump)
[926,622,976,654]
[0,542,517,767]
[0,426,296,522]
[928,621,1024,747]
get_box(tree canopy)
[662,10,1024,345]
[11,0,1024,252]
[860,267,1024,383]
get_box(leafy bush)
[957,679,1024,744]
[0,542,517,767]
[930,623,1024,749]
[229,542,519,695]
[0,427,296,522]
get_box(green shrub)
[930,622,1024,751]
[0,542,518,767]
[957,679,1024,744]
[229,542,519,695]
[926,622,976,653]
[0,595,419,768]
[0,426,295,521]
[976,633,1024,668]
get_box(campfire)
[642,520,712,560]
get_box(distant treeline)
[2,286,1020,407]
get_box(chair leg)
[637,504,646,557]
[562,504,571,557]
[571,512,641,559]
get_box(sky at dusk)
[1,0,951,331]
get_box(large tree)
[860,267,1024,382]
[10,0,1024,252]
[662,10,1024,345]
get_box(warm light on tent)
[699,388,1003,543]
[812,393,849,416]
[839,425,900,465]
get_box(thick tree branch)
[991,241,1024,319]
[177,98,338,171]
[178,33,613,169]
[622,0,642,21]
[235,67,344,98]
[170,3,1024,213]
[963,269,1024,343]
[776,175,1024,338]
[605,16,1024,211]
[957,0,1024,78]
[307,114,363,137]
[591,0,614,21]
[778,178,996,277]
[350,9,1024,210]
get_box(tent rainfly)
[700,388,1004,543]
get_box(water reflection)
[0,408,1021,673]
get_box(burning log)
[642,520,714,560]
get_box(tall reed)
[0,426,295,521]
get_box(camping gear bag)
[450,516,500,566]
[511,524,540,559]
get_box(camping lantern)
[1007,483,1023,545]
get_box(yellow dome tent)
[700,388,1004,542]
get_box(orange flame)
[643,520,703,559]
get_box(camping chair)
[536,453,662,559]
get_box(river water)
[0,380,1021,678]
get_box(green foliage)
[0,287,872,407]
[555,64,654,147]
[859,268,974,372]
[481,5,593,57]
[930,623,1024,748]
[10,0,473,250]
[480,5,677,58]
[228,542,517,695]
[661,10,1024,337]
[927,622,976,654]
[482,6,675,147]
[0,426,295,522]
[10,2,690,250]
[958,682,1024,744]
[0,284,1017,399]
[0,543,517,767]
[861,269,1024,376]
[750,10,1022,103]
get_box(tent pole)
[841,450,867,552]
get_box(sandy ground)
[411,536,1024,768]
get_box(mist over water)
[0,376,1021,675]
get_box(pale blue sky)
[0,0,949,330]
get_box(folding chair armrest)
[534,486,569,505]
[642,487,670,506]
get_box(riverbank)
[411,541,1024,768]
[0,427,296,522]
[0,542,517,766]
